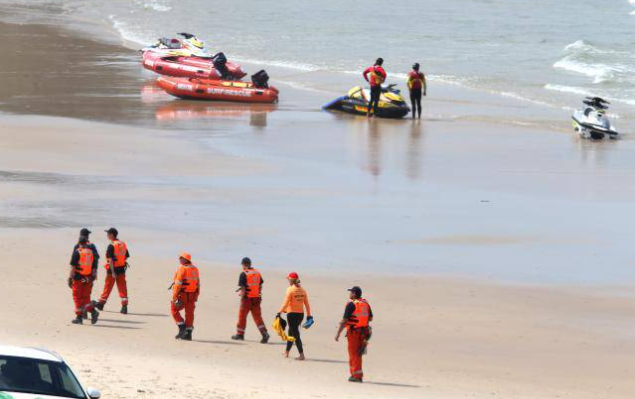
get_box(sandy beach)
[0,223,634,399]
[1,6,635,399]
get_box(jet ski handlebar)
[382,83,400,94]
[585,96,610,104]
[583,97,610,109]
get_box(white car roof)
[0,346,63,363]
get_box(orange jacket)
[76,247,94,277]
[346,299,371,329]
[278,285,311,315]
[244,269,262,298]
[173,263,200,300]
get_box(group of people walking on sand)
[68,228,374,382]
[363,57,427,119]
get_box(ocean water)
[2,0,624,118]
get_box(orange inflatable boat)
[156,76,279,104]
[142,51,246,80]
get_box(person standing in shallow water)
[407,63,426,119]
[363,58,387,117]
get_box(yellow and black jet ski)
[323,84,410,119]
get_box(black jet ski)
[572,97,619,140]
[323,85,410,119]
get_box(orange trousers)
[347,328,367,379]
[99,271,128,306]
[171,292,197,328]
[72,279,94,316]
[236,297,267,335]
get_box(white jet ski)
[141,32,211,58]
[572,97,619,140]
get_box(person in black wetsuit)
[407,63,427,119]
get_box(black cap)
[78,236,89,245]
[241,257,252,266]
[375,57,384,66]
[105,227,118,236]
[348,286,362,297]
[80,228,91,237]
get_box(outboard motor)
[212,52,230,80]
[251,70,270,89]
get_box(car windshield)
[0,355,86,398]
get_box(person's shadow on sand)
[90,324,142,330]
[365,381,421,388]
[98,318,146,325]
[193,339,244,346]
[103,311,168,317]
[304,358,346,364]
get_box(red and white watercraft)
[142,51,246,80]
[156,76,279,104]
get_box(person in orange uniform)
[73,228,100,266]
[335,286,373,383]
[232,257,270,343]
[73,228,99,319]
[171,252,200,341]
[277,272,312,360]
[362,58,387,117]
[68,236,99,325]
[94,228,130,314]
[407,63,427,119]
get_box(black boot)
[348,376,363,383]
[90,309,99,325]
[231,334,244,341]
[93,301,104,311]
[71,315,83,325]
[260,331,270,344]
[182,328,193,341]
[120,305,128,315]
[175,324,186,339]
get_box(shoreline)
[0,7,583,134]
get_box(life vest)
[76,247,94,277]
[347,298,371,329]
[111,240,128,268]
[370,66,386,86]
[244,269,262,298]
[176,264,200,293]
[407,71,424,90]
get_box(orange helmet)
[180,252,192,262]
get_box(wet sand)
[1,12,635,399]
